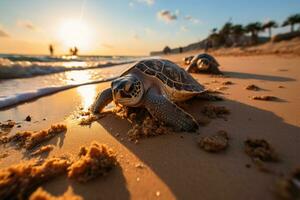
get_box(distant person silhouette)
[74,46,78,56]
[69,46,79,56]
[49,44,54,56]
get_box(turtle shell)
[122,59,204,93]
[191,53,220,67]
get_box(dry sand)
[0,54,300,199]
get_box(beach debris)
[275,167,300,200]
[245,84,261,91]
[68,142,117,182]
[25,115,32,122]
[0,120,15,130]
[251,95,278,101]
[244,139,278,162]
[8,124,67,149]
[201,105,230,119]
[31,145,54,157]
[29,187,83,200]
[0,157,72,200]
[198,130,229,152]
[91,59,204,132]
[278,85,285,88]
[222,81,233,85]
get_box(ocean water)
[0,54,147,109]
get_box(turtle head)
[197,59,209,70]
[111,74,144,106]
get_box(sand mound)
[8,124,67,149]
[251,96,278,101]
[68,142,117,182]
[0,157,72,199]
[29,187,82,200]
[198,130,229,152]
[246,84,261,91]
[244,139,278,162]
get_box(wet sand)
[0,54,300,199]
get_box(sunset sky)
[0,0,299,55]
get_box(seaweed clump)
[275,167,300,200]
[201,105,230,119]
[29,187,83,200]
[0,157,72,200]
[8,124,67,149]
[198,130,229,152]
[68,142,117,182]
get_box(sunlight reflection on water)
[65,70,97,109]
[77,85,97,110]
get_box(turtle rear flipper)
[91,88,113,113]
[144,88,198,132]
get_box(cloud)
[0,28,9,37]
[157,10,178,23]
[17,20,38,31]
[129,0,154,7]
[184,15,200,24]
[137,0,154,6]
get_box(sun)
[58,19,93,51]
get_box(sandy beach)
[1,53,300,199]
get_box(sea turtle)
[183,55,194,65]
[186,53,222,74]
[91,59,205,132]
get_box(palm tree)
[231,24,245,45]
[263,21,278,38]
[245,22,263,44]
[218,22,233,46]
[282,14,300,32]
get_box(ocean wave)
[0,77,116,109]
[0,58,133,79]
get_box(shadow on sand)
[41,165,130,200]
[97,98,300,199]
[224,71,296,82]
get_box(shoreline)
[0,54,300,199]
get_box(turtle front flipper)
[91,88,113,114]
[144,88,198,132]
